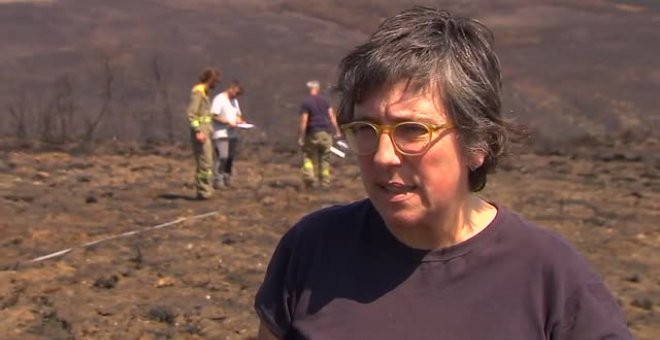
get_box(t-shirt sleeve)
[210,95,223,115]
[551,282,632,340]
[234,99,242,117]
[299,100,310,115]
[186,91,203,130]
[254,230,298,337]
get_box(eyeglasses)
[341,121,454,156]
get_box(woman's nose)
[372,132,402,165]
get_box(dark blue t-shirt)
[255,199,631,340]
[300,95,332,134]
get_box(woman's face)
[354,81,473,229]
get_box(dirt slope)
[0,137,658,339]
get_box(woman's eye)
[354,125,374,134]
[397,124,427,136]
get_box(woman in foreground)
[254,6,631,339]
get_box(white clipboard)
[336,140,349,150]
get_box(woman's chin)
[372,199,422,228]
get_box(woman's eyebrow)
[351,117,447,127]
[355,108,429,118]
[354,110,441,119]
[350,116,378,123]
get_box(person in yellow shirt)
[186,67,221,200]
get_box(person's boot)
[223,174,232,188]
[213,177,225,190]
[303,179,316,190]
[196,192,212,200]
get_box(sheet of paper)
[330,146,345,158]
[336,140,349,150]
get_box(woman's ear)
[469,150,486,171]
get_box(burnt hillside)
[1,0,659,150]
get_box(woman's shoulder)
[500,209,573,250]
[497,206,600,281]
[282,199,373,245]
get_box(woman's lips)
[378,182,416,196]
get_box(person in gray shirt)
[255,6,632,340]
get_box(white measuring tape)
[21,211,219,266]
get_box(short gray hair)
[306,80,321,89]
[335,6,518,192]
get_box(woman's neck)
[393,195,497,250]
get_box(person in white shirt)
[210,80,245,188]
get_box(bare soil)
[0,137,658,339]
